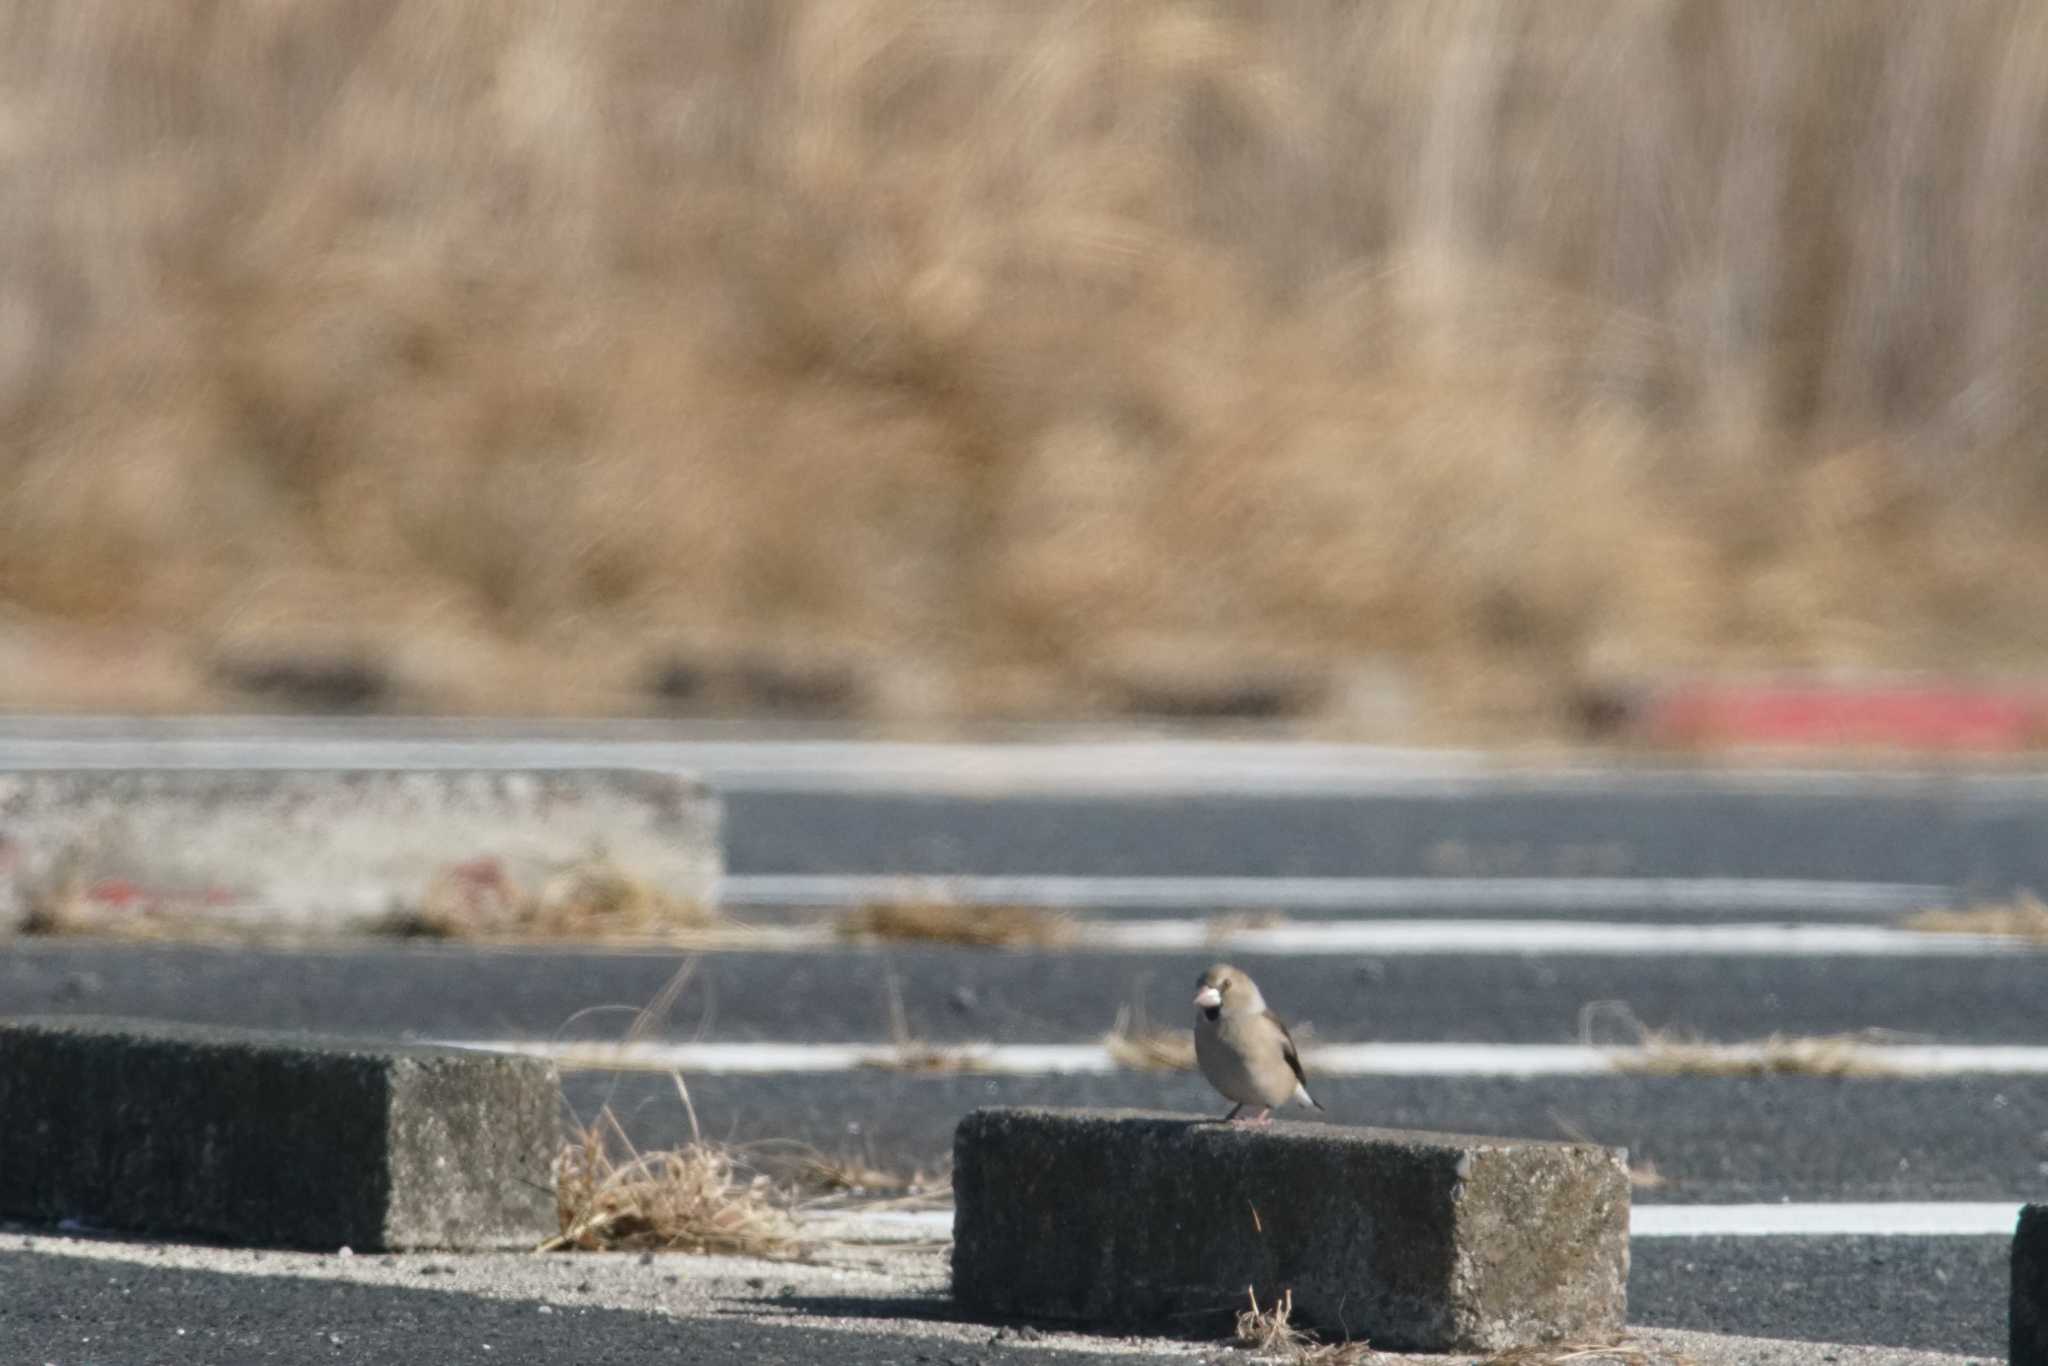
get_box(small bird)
[1192,963,1323,1124]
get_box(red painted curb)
[1643,683,2048,750]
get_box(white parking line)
[0,733,1484,793]
[632,917,2030,957]
[1154,919,2024,957]
[451,1038,2048,1077]
[724,874,1947,916]
[1627,1202,2025,1238]
[14,722,2048,797]
[798,1203,2027,1241]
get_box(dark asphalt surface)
[0,1235,2014,1362]
[9,765,2048,1357]
[1627,1236,2010,1357]
[10,940,2046,1200]
[0,1247,1198,1366]
[559,1071,2048,1207]
[8,941,2045,1046]
[727,786,2048,888]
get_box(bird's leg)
[1224,1103,1245,1122]
[1250,1107,1274,1125]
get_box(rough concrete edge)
[381,1048,564,1251]
[951,1106,1632,1351]
[0,766,724,937]
[1451,1140,1632,1350]
[0,1016,564,1252]
[2017,1203,2046,1366]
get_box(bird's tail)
[1293,1083,1324,1112]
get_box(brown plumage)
[1191,963,1323,1123]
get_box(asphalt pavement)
[2,726,2042,1360]
[2,1232,1995,1366]
[12,941,2048,1044]
[724,783,2048,888]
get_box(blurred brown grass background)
[4,1,2048,730]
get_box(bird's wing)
[1264,1009,1309,1088]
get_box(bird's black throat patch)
[1201,1005,1221,1022]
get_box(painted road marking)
[1629,1202,2025,1238]
[724,874,1948,916]
[15,723,2048,796]
[1134,919,2025,956]
[451,1038,2048,1077]
[12,1200,2022,1249]
[557,917,2031,956]
[792,1203,2030,1242]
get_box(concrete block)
[951,1106,1629,1352]
[0,768,720,933]
[0,1016,559,1250]
[2017,1205,2048,1366]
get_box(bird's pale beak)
[1193,985,1223,1009]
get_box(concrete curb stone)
[951,1105,1629,1352]
[2018,1204,2047,1366]
[0,1016,560,1250]
[0,767,721,934]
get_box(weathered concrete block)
[2018,1205,2048,1366]
[0,768,720,933]
[0,1016,559,1250]
[951,1107,1628,1352]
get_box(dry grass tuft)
[855,1043,995,1074]
[16,862,106,938]
[1580,1001,1895,1079]
[849,969,997,1073]
[837,898,1075,949]
[1205,910,1291,943]
[545,1104,801,1258]
[789,1153,940,1201]
[539,960,941,1257]
[1613,1034,1894,1079]
[15,894,150,939]
[14,855,235,941]
[543,963,802,1257]
[1905,892,2048,942]
[1102,1004,1197,1072]
[1233,1287,1375,1363]
[374,855,714,940]
[1478,1340,1693,1366]
[782,1149,952,1220]
[793,1153,905,1196]
[1548,1111,1666,1191]
[524,860,715,937]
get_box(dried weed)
[544,962,802,1258]
[1580,1002,1896,1078]
[837,898,1075,949]
[1102,1004,1197,1072]
[374,854,714,941]
[1547,1110,1667,1191]
[1206,911,1291,943]
[1904,892,2048,942]
[855,1043,994,1074]
[1232,1287,1375,1363]
[545,1102,801,1259]
[850,969,996,1073]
